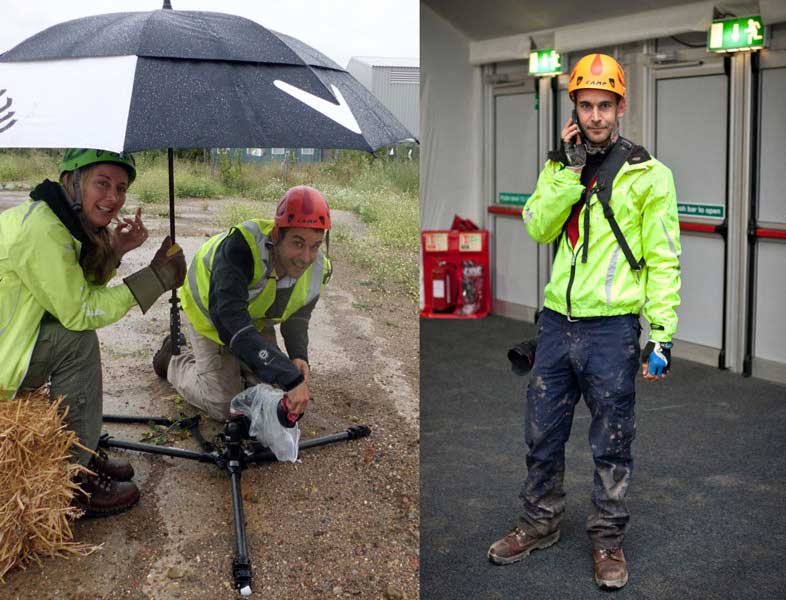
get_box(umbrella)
[0,5,413,151]
[0,2,415,351]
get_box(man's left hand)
[292,358,310,384]
[641,340,672,381]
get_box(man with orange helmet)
[488,54,681,590]
[154,186,332,422]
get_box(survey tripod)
[98,413,370,596]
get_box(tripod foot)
[233,556,252,595]
[347,425,371,440]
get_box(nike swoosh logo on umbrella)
[273,80,361,135]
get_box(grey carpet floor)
[421,315,786,600]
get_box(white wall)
[420,5,482,230]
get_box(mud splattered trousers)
[518,308,641,549]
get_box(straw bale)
[0,390,100,581]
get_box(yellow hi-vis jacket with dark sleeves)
[180,219,330,345]
[0,199,136,400]
[522,153,681,342]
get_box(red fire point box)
[420,230,490,319]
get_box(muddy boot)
[88,449,135,481]
[153,335,172,379]
[487,527,560,565]
[74,471,140,518]
[593,547,629,589]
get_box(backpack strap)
[581,137,645,273]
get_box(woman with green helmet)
[0,148,187,517]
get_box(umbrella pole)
[168,148,183,355]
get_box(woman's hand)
[112,207,149,258]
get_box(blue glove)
[641,340,672,376]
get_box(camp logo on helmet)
[290,215,323,226]
[0,89,18,134]
[584,79,611,88]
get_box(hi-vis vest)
[180,219,330,345]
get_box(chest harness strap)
[579,136,645,274]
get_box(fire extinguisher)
[432,260,457,313]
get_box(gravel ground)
[1,192,420,600]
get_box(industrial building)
[347,56,420,139]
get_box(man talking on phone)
[487,53,681,590]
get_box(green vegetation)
[0,150,59,183]
[0,148,420,302]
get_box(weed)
[217,202,268,229]
[139,420,190,445]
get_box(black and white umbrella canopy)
[0,9,414,152]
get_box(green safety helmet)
[59,149,137,183]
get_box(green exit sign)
[528,50,561,76]
[708,16,765,52]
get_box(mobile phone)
[571,109,580,143]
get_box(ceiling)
[421,0,717,41]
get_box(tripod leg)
[229,459,253,596]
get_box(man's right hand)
[286,380,311,414]
[561,117,586,170]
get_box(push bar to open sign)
[678,203,724,219]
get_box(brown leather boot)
[593,547,629,589]
[153,335,172,379]
[487,527,560,565]
[74,471,140,518]
[88,449,134,481]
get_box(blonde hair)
[60,167,119,285]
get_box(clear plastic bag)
[230,383,300,463]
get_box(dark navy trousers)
[518,308,641,548]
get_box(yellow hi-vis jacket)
[0,199,136,400]
[180,219,330,345]
[523,155,681,342]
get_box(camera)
[507,338,537,375]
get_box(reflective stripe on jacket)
[0,199,136,399]
[180,219,330,345]
[522,156,681,342]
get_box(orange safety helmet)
[274,185,331,230]
[567,53,626,100]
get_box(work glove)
[641,340,673,377]
[123,236,187,313]
[563,137,587,169]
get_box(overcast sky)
[0,0,419,68]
